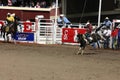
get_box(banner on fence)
[0,21,4,31]
[62,28,86,43]
[15,32,34,41]
[23,21,32,32]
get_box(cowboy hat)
[11,13,15,17]
[105,17,109,19]
[60,14,64,17]
[7,13,11,15]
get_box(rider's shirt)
[6,16,15,23]
[103,20,112,27]
[57,17,71,24]
[86,23,92,33]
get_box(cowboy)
[6,13,15,25]
[57,14,71,28]
[102,17,112,29]
[85,20,93,34]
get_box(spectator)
[12,0,17,6]
[30,1,35,7]
[57,14,71,28]
[51,1,56,8]
[0,0,3,6]
[17,0,23,7]
[8,0,12,6]
[117,29,120,49]
[1,0,54,8]
[40,0,46,8]
[102,17,112,29]
[35,2,41,8]
[111,28,119,49]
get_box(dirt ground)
[0,42,120,80]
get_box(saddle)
[5,26,10,32]
[5,23,14,32]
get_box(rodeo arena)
[0,10,120,51]
[0,1,120,80]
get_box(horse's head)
[77,34,82,42]
[77,34,84,39]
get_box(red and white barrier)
[0,19,87,45]
[62,28,87,43]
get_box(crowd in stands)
[0,0,61,8]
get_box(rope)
[79,0,88,23]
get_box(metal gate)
[35,19,62,44]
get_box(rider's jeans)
[104,36,110,48]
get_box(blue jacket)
[103,20,112,27]
[57,17,71,24]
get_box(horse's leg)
[76,47,84,55]
[6,33,10,42]
[80,47,85,55]
[3,32,6,41]
[12,33,17,44]
[0,30,2,37]
[76,47,81,55]
[0,26,3,37]
[81,48,84,55]
[7,35,9,42]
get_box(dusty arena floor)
[0,42,120,80]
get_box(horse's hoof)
[75,53,79,55]
[81,53,84,55]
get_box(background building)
[0,0,120,23]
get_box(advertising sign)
[62,28,86,43]
[0,21,4,31]
[23,22,32,32]
[15,32,34,41]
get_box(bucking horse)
[76,32,104,55]
[76,33,88,55]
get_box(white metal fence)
[0,19,62,44]
[35,19,62,44]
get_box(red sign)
[62,28,86,43]
[0,21,4,31]
[0,21,4,26]
[23,22,32,32]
